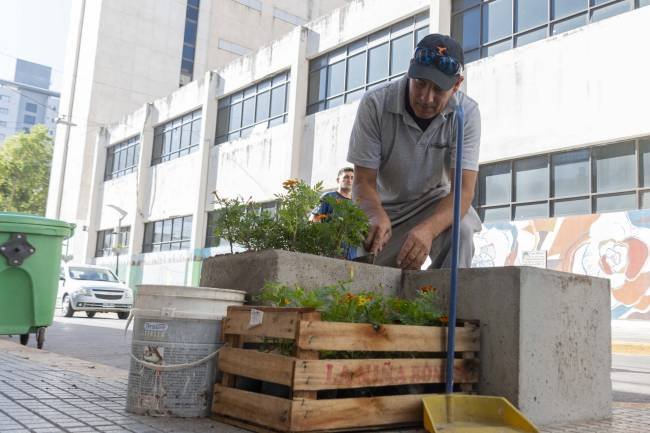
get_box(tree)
[0,125,53,215]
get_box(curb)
[612,341,650,355]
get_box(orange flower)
[439,315,449,325]
[419,285,436,293]
[343,293,357,303]
[313,213,328,222]
[282,178,300,189]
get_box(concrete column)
[125,103,155,289]
[189,71,219,285]
[286,27,311,182]
[430,0,452,34]
[83,127,110,264]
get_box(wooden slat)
[213,385,292,432]
[289,394,425,431]
[292,311,321,400]
[227,306,318,314]
[292,358,479,390]
[223,309,302,339]
[296,321,480,352]
[218,347,295,386]
[221,334,242,388]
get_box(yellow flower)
[282,178,300,190]
[357,295,370,306]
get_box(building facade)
[50,0,650,320]
[45,0,351,239]
[0,59,59,144]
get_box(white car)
[58,263,133,319]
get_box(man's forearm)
[422,185,474,239]
[353,180,384,218]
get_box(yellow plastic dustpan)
[422,106,539,433]
[423,394,539,433]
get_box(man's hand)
[397,222,434,270]
[365,210,392,254]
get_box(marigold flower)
[357,295,370,306]
[313,213,328,222]
[419,285,436,293]
[439,315,449,325]
[282,178,300,189]
[343,293,356,303]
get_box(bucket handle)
[129,344,226,372]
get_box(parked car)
[58,263,133,319]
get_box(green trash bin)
[0,212,75,349]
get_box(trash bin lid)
[0,212,75,238]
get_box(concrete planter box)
[199,249,402,297]
[402,266,612,426]
[200,251,612,426]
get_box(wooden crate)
[212,306,480,433]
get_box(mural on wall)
[472,209,650,320]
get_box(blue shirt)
[311,191,357,260]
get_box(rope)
[129,344,226,372]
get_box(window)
[216,71,289,144]
[0,95,10,102]
[477,136,650,222]
[205,210,221,248]
[452,0,641,63]
[24,114,36,125]
[307,12,429,115]
[143,216,193,252]
[105,135,140,180]
[95,227,131,257]
[152,108,202,164]
[205,200,277,247]
[180,0,200,86]
[0,121,7,127]
[0,107,8,115]
[25,102,38,113]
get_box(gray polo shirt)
[347,76,481,225]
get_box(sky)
[0,0,73,92]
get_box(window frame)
[105,135,140,181]
[95,226,131,257]
[215,71,290,144]
[452,0,641,63]
[476,137,650,222]
[152,108,202,165]
[306,12,430,115]
[143,215,193,252]
[180,0,200,86]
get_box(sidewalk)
[612,320,650,355]
[0,338,649,433]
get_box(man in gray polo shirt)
[347,34,481,270]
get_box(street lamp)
[106,204,127,277]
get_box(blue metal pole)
[445,105,465,394]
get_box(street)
[0,310,133,370]
[2,313,648,405]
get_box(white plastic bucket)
[126,285,245,417]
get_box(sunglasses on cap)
[413,47,462,76]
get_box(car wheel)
[62,294,74,317]
[86,311,96,318]
[117,312,129,320]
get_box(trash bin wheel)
[19,334,29,345]
[36,327,45,349]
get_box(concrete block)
[402,266,612,426]
[199,249,402,298]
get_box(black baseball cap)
[407,34,464,91]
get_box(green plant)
[212,179,369,258]
[255,282,444,327]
